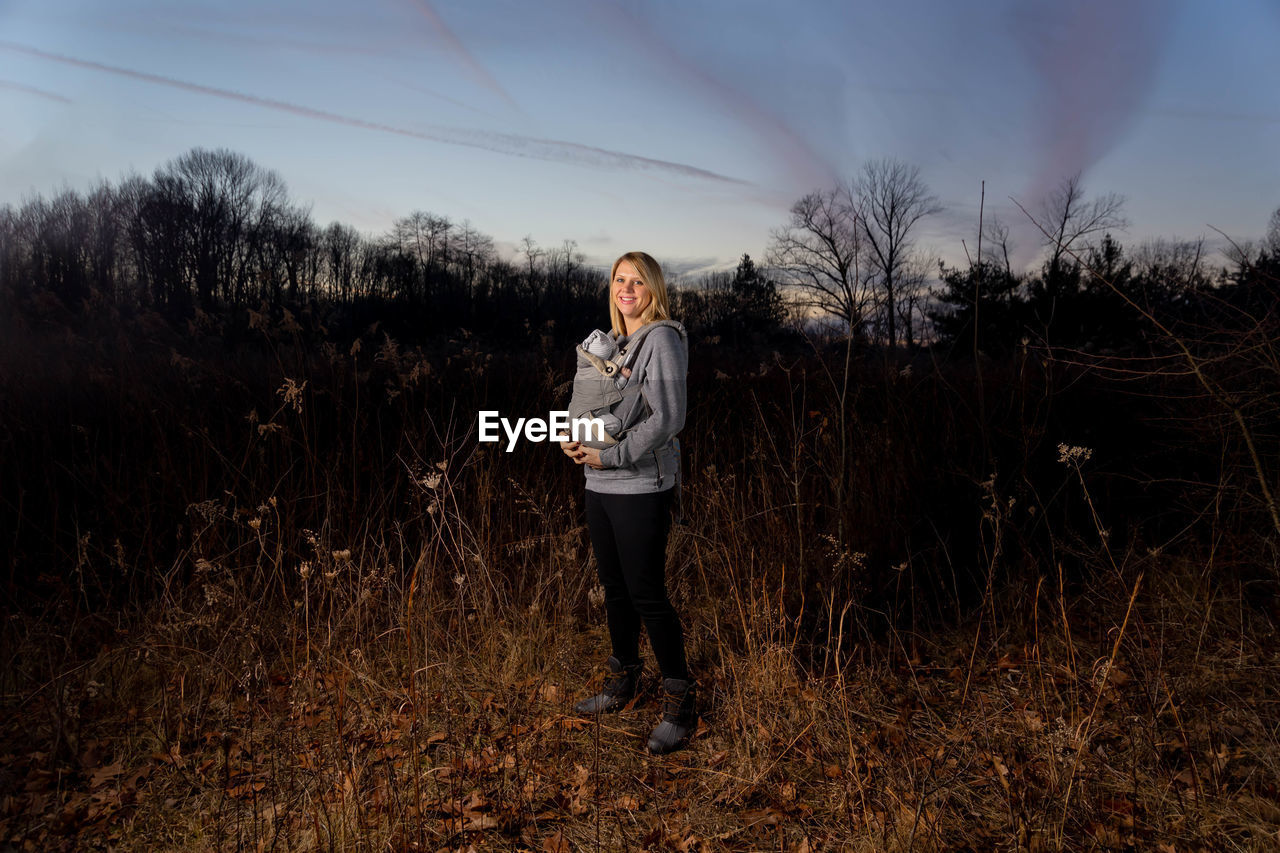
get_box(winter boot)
[574,656,642,715]
[647,677,698,754]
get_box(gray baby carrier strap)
[575,319,684,378]
[576,345,625,378]
[614,319,687,366]
[569,346,625,446]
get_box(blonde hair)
[608,251,671,336]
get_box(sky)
[2,0,1278,279]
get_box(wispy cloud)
[0,41,748,185]
[657,256,729,281]
[585,2,838,193]
[388,76,497,118]
[0,79,72,104]
[1010,0,1173,204]
[404,0,519,110]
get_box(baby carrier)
[568,320,685,450]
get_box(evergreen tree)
[729,253,784,338]
[929,260,1025,357]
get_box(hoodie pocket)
[653,440,680,489]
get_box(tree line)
[769,162,1280,356]
[2,146,1276,353]
[0,148,784,345]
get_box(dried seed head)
[277,377,307,414]
[1057,444,1093,464]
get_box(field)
[2,307,1278,851]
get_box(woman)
[561,250,696,755]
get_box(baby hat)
[582,329,616,359]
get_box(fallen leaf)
[742,807,783,827]
[89,761,124,789]
[444,813,499,833]
[227,779,267,798]
[1021,710,1046,732]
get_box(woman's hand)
[575,445,605,470]
[560,440,605,470]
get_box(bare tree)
[393,211,453,283]
[546,238,593,302]
[0,204,17,303]
[392,211,455,301]
[1265,206,1280,257]
[891,249,932,348]
[1038,173,1128,283]
[981,216,1015,278]
[138,148,291,310]
[766,187,868,333]
[454,220,495,299]
[545,238,582,283]
[271,205,319,303]
[321,222,362,301]
[128,171,191,311]
[393,211,432,268]
[519,235,543,281]
[852,158,941,349]
[1130,237,1210,302]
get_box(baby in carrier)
[567,329,632,448]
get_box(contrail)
[588,2,838,192]
[1010,0,1170,204]
[0,79,72,104]
[387,75,496,118]
[0,41,747,185]
[405,0,519,110]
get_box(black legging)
[584,487,689,680]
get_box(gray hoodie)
[583,320,688,496]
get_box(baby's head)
[583,329,616,359]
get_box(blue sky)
[2,0,1277,278]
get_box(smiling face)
[611,259,652,332]
[606,251,670,336]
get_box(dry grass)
[2,315,1279,851]
[3,469,1278,851]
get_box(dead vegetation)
[1,310,1278,851]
